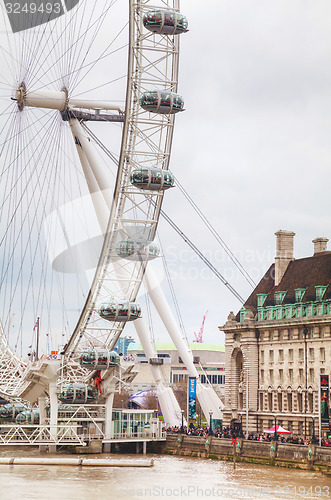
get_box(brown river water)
[0,449,329,500]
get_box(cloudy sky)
[144,0,331,344]
[1,0,330,352]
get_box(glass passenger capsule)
[116,239,160,261]
[58,383,98,404]
[98,301,141,322]
[143,10,188,35]
[16,409,40,425]
[0,403,25,420]
[79,349,120,370]
[130,167,174,191]
[139,90,184,114]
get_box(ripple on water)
[0,453,329,500]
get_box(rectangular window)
[259,393,264,411]
[212,375,218,384]
[309,369,314,383]
[298,329,304,340]
[287,393,293,412]
[297,393,303,413]
[269,331,274,342]
[279,349,284,362]
[308,393,313,413]
[289,330,294,340]
[278,393,282,411]
[299,348,304,361]
[261,350,264,363]
[200,374,206,384]
[279,330,284,341]
[309,328,314,339]
[268,393,273,411]
[269,350,274,363]
[269,369,274,384]
[289,369,293,383]
[299,369,304,384]
[309,348,314,360]
[279,369,284,383]
[320,327,325,339]
[261,370,264,384]
[320,347,325,361]
[289,349,294,361]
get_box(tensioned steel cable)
[174,175,256,289]
[158,236,188,342]
[159,208,245,304]
[85,129,246,304]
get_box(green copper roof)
[128,342,224,352]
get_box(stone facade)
[220,231,331,439]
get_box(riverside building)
[220,230,331,438]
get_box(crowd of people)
[164,425,331,446]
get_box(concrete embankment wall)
[165,434,331,472]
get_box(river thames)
[0,452,329,500]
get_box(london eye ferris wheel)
[0,1,224,424]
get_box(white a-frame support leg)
[143,265,224,421]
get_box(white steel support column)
[69,119,113,210]
[112,260,182,427]
[49,382,58,452]
[38,396,47,453]
[69,123,109,234]
[143,265,223,420]
[38,396,46,425]
[104,392,114,453]
[134,317,183,427]
[143,266,198,377]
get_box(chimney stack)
[312,237,328,255]
[274,230,295,286]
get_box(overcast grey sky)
[1,0,330,351]
[143,0,331,344]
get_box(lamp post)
[180,409,184,434]
[209,410,213,436]
[273,414,278,441]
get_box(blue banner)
[188,377,197,422]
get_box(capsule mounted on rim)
[0,403,25,420]
[16,409,40,425]
[143,10,188,35]
[58,383,98,404]
[98,300,142,322]
[130,167,174,191]
[79,349,120,370]
[139,90,184,114]
[116,239,160,261]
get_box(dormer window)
[240,307,247,322]
[315,286,327,302]
[257,293,268,308]
[295,288,306,303]
[275,291,287,305]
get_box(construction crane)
[193,311,208,343]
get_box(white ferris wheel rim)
[0,0,182,390]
